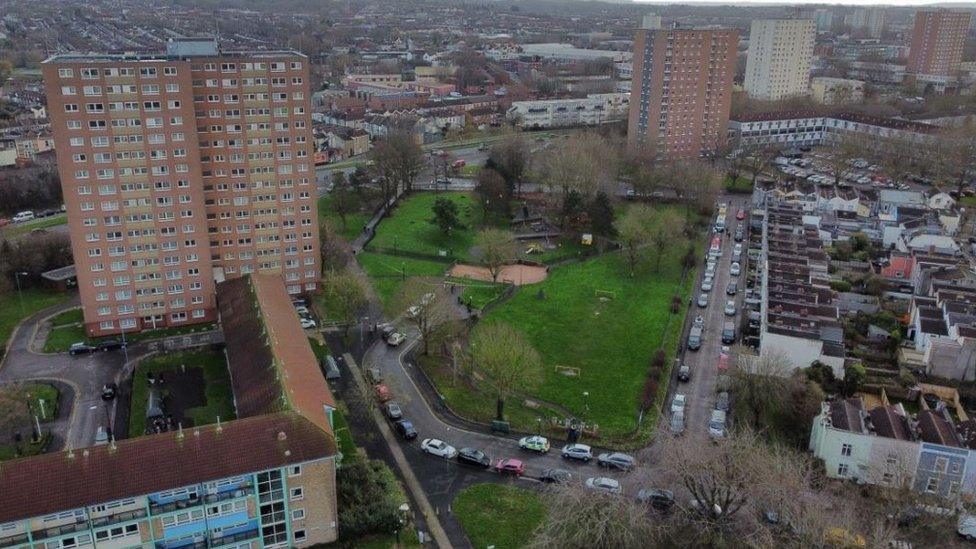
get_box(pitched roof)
[917,409,961,447]
[0,412,334,524]
[217,275,336,435]
[869,406,912,441]
[830,398,864,433]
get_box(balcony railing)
[31,519,88,542]
[210,528,260,548]
[203,484,253,504]
[149,496,203,515]
[0,532,29,548]
[90,507,149,527]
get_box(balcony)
[90,508,148,528]
[0,533,29,548]
[210,528,260,548]
[31,519,88,542]
[150,496,203,515]
[203,484,253,504]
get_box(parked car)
[730,262,741,276]
[69,342,97,356]
[386,331,406,346]
[101,383,118,401]
[366,367,383,384]
[716,391,731,412]
[12,211,34,223]
[697,293,709,308]
[671,393,686,415]
[670,410,685,435]
[597,452,635,471]
[584,477,622,494]
[736,209,746,220]
[636,488,675,511]
[700,277,713,292]
[394,419,418,440]
[300,317,317,329]
[687,326,702,351]
[457,447,491,468]
[561,443,593,462]
[734,229,744,242]
[96,339,125,351]
[540,468,572,484]
[721,322,736,344]
[518,435,550,453]
[724,300,737,316]
[677,362,691,382]
[421,438,458,459]
[322,355,341,380]
[294,305,310,315]
[379,324,396,342]
[958,514,976,540]
[374,384,394,403]
[708,410,727,439]
[495,458,526,476]
[385,401,403,420]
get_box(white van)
[12,211,34,223]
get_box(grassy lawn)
[318,193,374,242]
[0,289,71,356]
[20,382,60,422]
[448,278,509,310]
[356,252,449,309]
[0,434,51,462]
[128,350,234,438]
[480,247,691,439]
[959,196,976,207]
[332,409,358,464]
[368,192,481,261]
[0,214,68,237]
[453,484,547,549]
[724,175,754,194]
[457,163,482,178]
[43,320,216,353]
[49,308,83,327]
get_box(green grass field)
[318,194,374,242]
[453,484,547,549]
[0,290,71,358]
[356,252,449,309]
[368,192,481,261]
[449,279,509,310]
[42,311,215,353]
[127,350,234,438]
[0,214,68,237]
[480,248,691,438]
[724,175,754,194]
[49,308,83,327]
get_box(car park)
[294,305,310,315]
[724,300,736,316]
[366,367,383,384]
[730,262,741,276]
[421,438,458,459]
[671,394,686,415]
[687,326,702,351]
[540,468,572,484]
[374,384,394,402]
[69,342,97,356]
[585,477,622,494]
[561,443,593,462]
[726,281,737,296]
[705,263,716,278]
[721,322,736,344]
[322,355,341,380]
[637,488,675,511]
[697,293,709,308]
[518,435,550,453]
[385,401,403,420]
[734,228,744,242]
[597,452,635,471]
[495,458,525,476]
[394,419,418,440]
[457,447,491,468]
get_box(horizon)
[633,0,976,6]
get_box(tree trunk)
[496,397,505,421]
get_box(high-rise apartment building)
[628,20,739,158]
[845,8,886,38]
[743,19,816,101]
[42,38,321,337]
[907,9,973,77]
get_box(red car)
[374,384,394,403]
[717,353,730,372]
[736,208,746,220]
[495,458,525,476]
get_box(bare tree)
[488,136,530,197]
[529,484,654,549]
[649,208,686,272]
[319,223,350,272]
[320,271,369,336]
[468,322,542,421]
[473,228,517,283]
[397,278,452,356]
[369,131,424,200]
[617,205,655,276]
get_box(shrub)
[829,280,852,292]
[670,294,682,314]
[652,349,666,368]
[337,459,401,539]
[641,376,659,409]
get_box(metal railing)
[210,528,260,548]
[0,533,29,548]
[203,484,252,504]
[31,520,88,542]
[149,496,203,515]
[90,508,148,527]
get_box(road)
[673,195,752,434]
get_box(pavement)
[670,195,753,434]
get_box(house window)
[935,457,949,474]
[882,472,894,484]
[291,508,305,521]
[925,477,940,494]
[290,487,304,501]
[837,463,849,476]
[840,444,852,457]
[294,530,307,542]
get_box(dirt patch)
[153,367,205,427]
[449,263,548,286]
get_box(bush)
[337,459,402,539]
[670,294,682,314]
[641,376,659,409]
[652,349,666,368]
[830,280,852,292]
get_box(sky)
[633,0,975,5]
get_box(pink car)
[495,458,525,476]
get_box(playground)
[448,263,548,286]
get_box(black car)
[726,282,738,296]
[101,383,118,401]
[456,447,491,468]
[734,230,744,242]
[97,339,126,351]
[636,488,675,512]
[68,342,97,356]
[393,419,417,440]
[539,468,572,484]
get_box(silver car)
[585,477,622,494]
[561,443,593,462]
[698,293,709,308]
[701,277,714,292]
[597,452,635,471]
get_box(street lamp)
[14,271,28,315]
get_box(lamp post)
[14,271,28,315]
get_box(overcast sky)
[633,0,972,5]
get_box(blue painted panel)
[206,511,249,530]
[162,520,207,539]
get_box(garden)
[453,484,547,549]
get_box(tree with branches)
[321,271,369,336]
[617,204,655,276]
[468,323,542,421]
[397,279,452,356]
[369,131,424,201]
[474,228,517,283]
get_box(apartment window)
[294,530,307,543]
[925,477,940,494]
[840,444,852,457]
[58,68,74,78]
[289,465,302,477]
[164,66,178,76]
[291,508,305,521]
[837,463,849,476]
[935,457,949,474]
[289,487,303,501]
